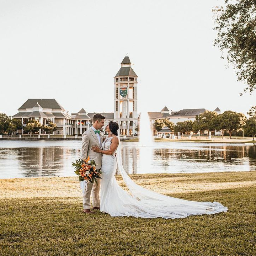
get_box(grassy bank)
[0,172,255,255]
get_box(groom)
[81,113,105,213]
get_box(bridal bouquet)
[72,157,102,183]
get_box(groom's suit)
[81,127,103,210]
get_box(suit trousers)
[82,177,101,209]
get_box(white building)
[13,99,71,135]
[114,56,138,136]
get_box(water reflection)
[0,141,255,178]
[120,143,256,174]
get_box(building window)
[133,87,135,99]
[130,121,133,126]
[116,78,118,82]
[116,88,118,99]
[133,102,135,111]
[116,101,118,111]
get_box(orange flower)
[85,156,90,163]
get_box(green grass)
[1,186,255,255]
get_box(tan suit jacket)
[81,127,103,169]
[80,127,103,209]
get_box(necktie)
[94,130,100,134]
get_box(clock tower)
[114,56,138,136]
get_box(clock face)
[120,88,127,97]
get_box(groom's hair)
[92,114,105,123]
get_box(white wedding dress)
[100,137,227,219]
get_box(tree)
[201,111,218,135]
[24,120,42,135]
[248,106,256,117]
[43,122,57,134]
[174,121,193,135]
[218,111,246,138]
[244,117,256,140]
[153,119,174,132]
[6,119,23,135]
[153,119,164,132]
[163,119,174,131]
[214,1,256,93]
[192,111,217,135]
[0,113,11,134]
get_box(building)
[70,108,91,135]
[170,108,207,124]
[12,57,221,137]
[114,56,138,136]
[13,99,72,135]
[149,106,221,135]
[13,99,115,136]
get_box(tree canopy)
[214,0,256,93]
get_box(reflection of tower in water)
[117,146,138,174]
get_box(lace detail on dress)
[102,137,116,157]
[100,146,228,219]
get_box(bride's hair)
[109,121,119,136]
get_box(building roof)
[18,99,64,110]
[74,114,91,120]
[78,108,86,113]
[121,56,131,64]
[44,112,55,118]
[28,111,47,118]
[161,106,169,112]
[214,107,221,112]
[148,112,172,119]
[13,112,31,118]
[115,67,138,77]
[52,112,67,118]
[172,108,206,116]
[88,113,114,119]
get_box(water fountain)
[138,110,154,173]
[139,111,154,146]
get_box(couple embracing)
[80,114,228,219]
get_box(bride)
[92,121,227,219]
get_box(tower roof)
[115,67,137,77]
[121,56,131,64]
[214,107,221,112]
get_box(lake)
[0,140,255,179]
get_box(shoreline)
[0,136,255,144]
[1,171,255,199]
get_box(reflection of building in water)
[132,147,137,174]
[118,146,138,174]
[17,147,66,177]
[153,145,252,164]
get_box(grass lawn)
[0,172,255,255]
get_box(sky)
[0,0,255,116]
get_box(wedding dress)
[100,137,227,219]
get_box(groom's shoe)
[93,207,100,210]
[82,209,94,214]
